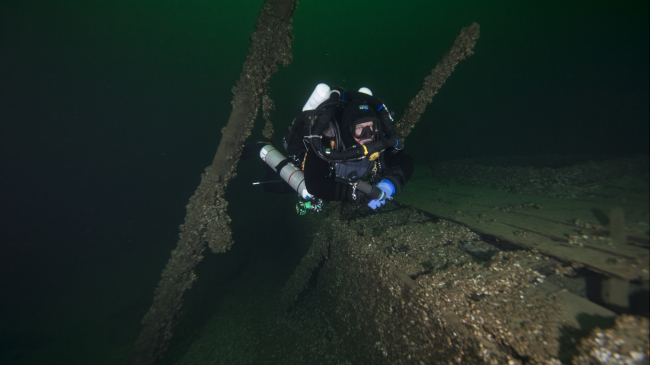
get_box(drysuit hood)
[341,100,380,148]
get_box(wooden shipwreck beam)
[130,1,297,364]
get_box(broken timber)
[130,1,298,364]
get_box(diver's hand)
[376,180,395,199]
[367,198,385,210]
[367,180,395,210]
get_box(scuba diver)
[255,83,413,212]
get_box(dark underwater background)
[1,0,648,364]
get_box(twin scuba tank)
[259,84,373,202]
[300,83,373,111]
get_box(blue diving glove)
[367,180,395,210]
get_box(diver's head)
[342,100,379,147]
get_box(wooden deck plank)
[395,172,649,281]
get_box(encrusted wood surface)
[396,171,650,281]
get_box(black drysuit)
[303,147,414,205]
